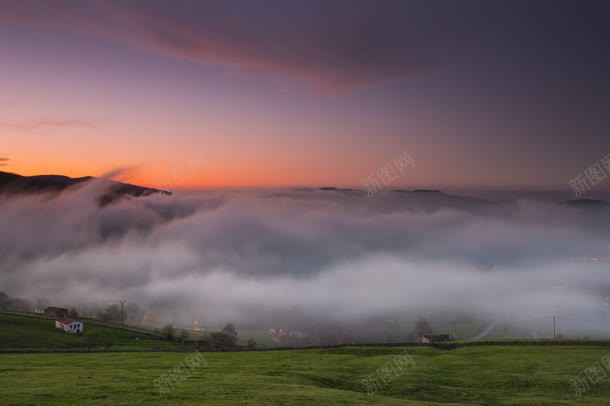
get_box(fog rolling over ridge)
[1,176,610,335]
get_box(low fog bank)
[1,179,610,340]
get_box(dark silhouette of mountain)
[316,186,357,192]
[392,189,443,194]
[386,188,493,212]
[30,174,94,184]
[0,171,21,185]
[0,170,170,205]
[561,199,610,210]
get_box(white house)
[55,318,84,334]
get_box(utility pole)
[120,301,125,325]
[453,319,457,340]
[553,316,556,339]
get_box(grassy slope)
[0,312,185,350]
[0,346,608,405]
[0,312,281,349]
[236,329,279,347]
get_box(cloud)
[0,117,96,133]
[1,182,610,336]
[0,157,8,167]
[0,0,431,92]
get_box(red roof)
[56,318,77,325]
[45,306,68,312]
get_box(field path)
[471,321,500,340]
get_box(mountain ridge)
[0,170,170,205]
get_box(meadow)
[1,345,609,405]
[0,312,184,350]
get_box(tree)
[221,323,238,346]
[415,318,432,341]
[178,329,189,343]
[96,304,122,322]
[6,297,33,312]
[0,292,9,310]
[161,324,175,341]
[207,332,229,350]
[246,338,257,350]
[197,335,210,350]
[104,304,121,322]
[68,307,79,318]
[206,323,238,350]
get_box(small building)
[55,318,84,334]
[421,334,454,344]
[44,306,68,318]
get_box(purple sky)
[1,0,609,190]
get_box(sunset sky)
[1,0,609,190]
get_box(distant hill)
[392,189,443,194]
[0,312,183,350]
[561,199,610,210]
[315,186,357,193]
[309,186,610,213]
[0,170,170,205]
[384,188,494,212]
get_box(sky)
[1,0,610,190]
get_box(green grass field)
[1,346,608,405]
[0,312,282,349]
[2,312,609,404]
[0,312,185,350]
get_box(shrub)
[161,324,175,341]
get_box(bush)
[178,329,189,342]
[207,324,238,350]
[197,335,210,349]
[5,297,34,312]
[161,324,175,341]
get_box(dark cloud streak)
[0,118,96,133]
[1,0,609,95]
[0,0,432,92]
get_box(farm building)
[55,318,84,334]
[421,334,454,344]
[44,306,68,318]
